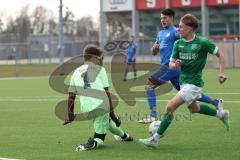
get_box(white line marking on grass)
[206,92,240,95]
[0,96,65,99]
[0,97,239,104]
[113,92,240,96]
[0,91,239,101]
[135,99,240,104]
[0,76,48,80]
[0,98,62,102]
[167,92,240,95]
[0,157,24,160]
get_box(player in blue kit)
[139,8,221,123]
[123,35,138,81]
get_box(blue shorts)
[149,65,180,90]
[126,58,136,64]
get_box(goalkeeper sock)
[109,120,124,137]
[199,104,217,116]
[157,112,173,135]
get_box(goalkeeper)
[64,44,133,152]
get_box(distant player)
[139,8,221,123]
[139,13,229,148]
[123,35,138,81]
[64,44,133,151]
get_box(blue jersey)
[127,42,137,59]
[155,25,179,65]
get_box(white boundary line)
[0,157,24,160]
[0,91,239,99]
[0,97,239,104]
[0,76,48,80]
[166,92,240,95]
[136,99,240,104]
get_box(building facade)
[100,0,240,45]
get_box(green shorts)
[93,113,110,134]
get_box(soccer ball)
[149,120,161,135]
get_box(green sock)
[157,112,173,135]
[199,104,217,116]
[109,120,124,137]
[94,138,103,148]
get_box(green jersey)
[69,61,110,113]
[171,36,218,87]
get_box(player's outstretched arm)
[63,92,76,125]
[215,48,227,84]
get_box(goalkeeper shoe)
[138,136,158,149]
[114,133,133,142]
[138,117,156,124]
[75,137,97,152]
[219,109,230,131]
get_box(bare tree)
[15,5,30,42]
[4,16,17,34]
[76,16,98,41]
[63,7,75,36]
[32,6,55,34]
[2,5,30,42]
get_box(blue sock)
[146,88,157,118]
[198,93,219,108]
[198,93,211,103]
[150,111,157,118]
[212,99,219,107]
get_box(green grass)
[0,63,112,77]
[0,69,240,160]
[0,64,58,77]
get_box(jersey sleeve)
[99,67,110,88]
[155,32,160,45]
[174,28,180,39]
[170,41,179,61]
[202,38,218,55]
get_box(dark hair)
[129,35,135,39]
[83,44,103,61]
[180,13,199,30]
[161,8,175,18]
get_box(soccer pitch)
[0,69,239,160]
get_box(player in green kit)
[64,44,133,151]
[139,14,229,148]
